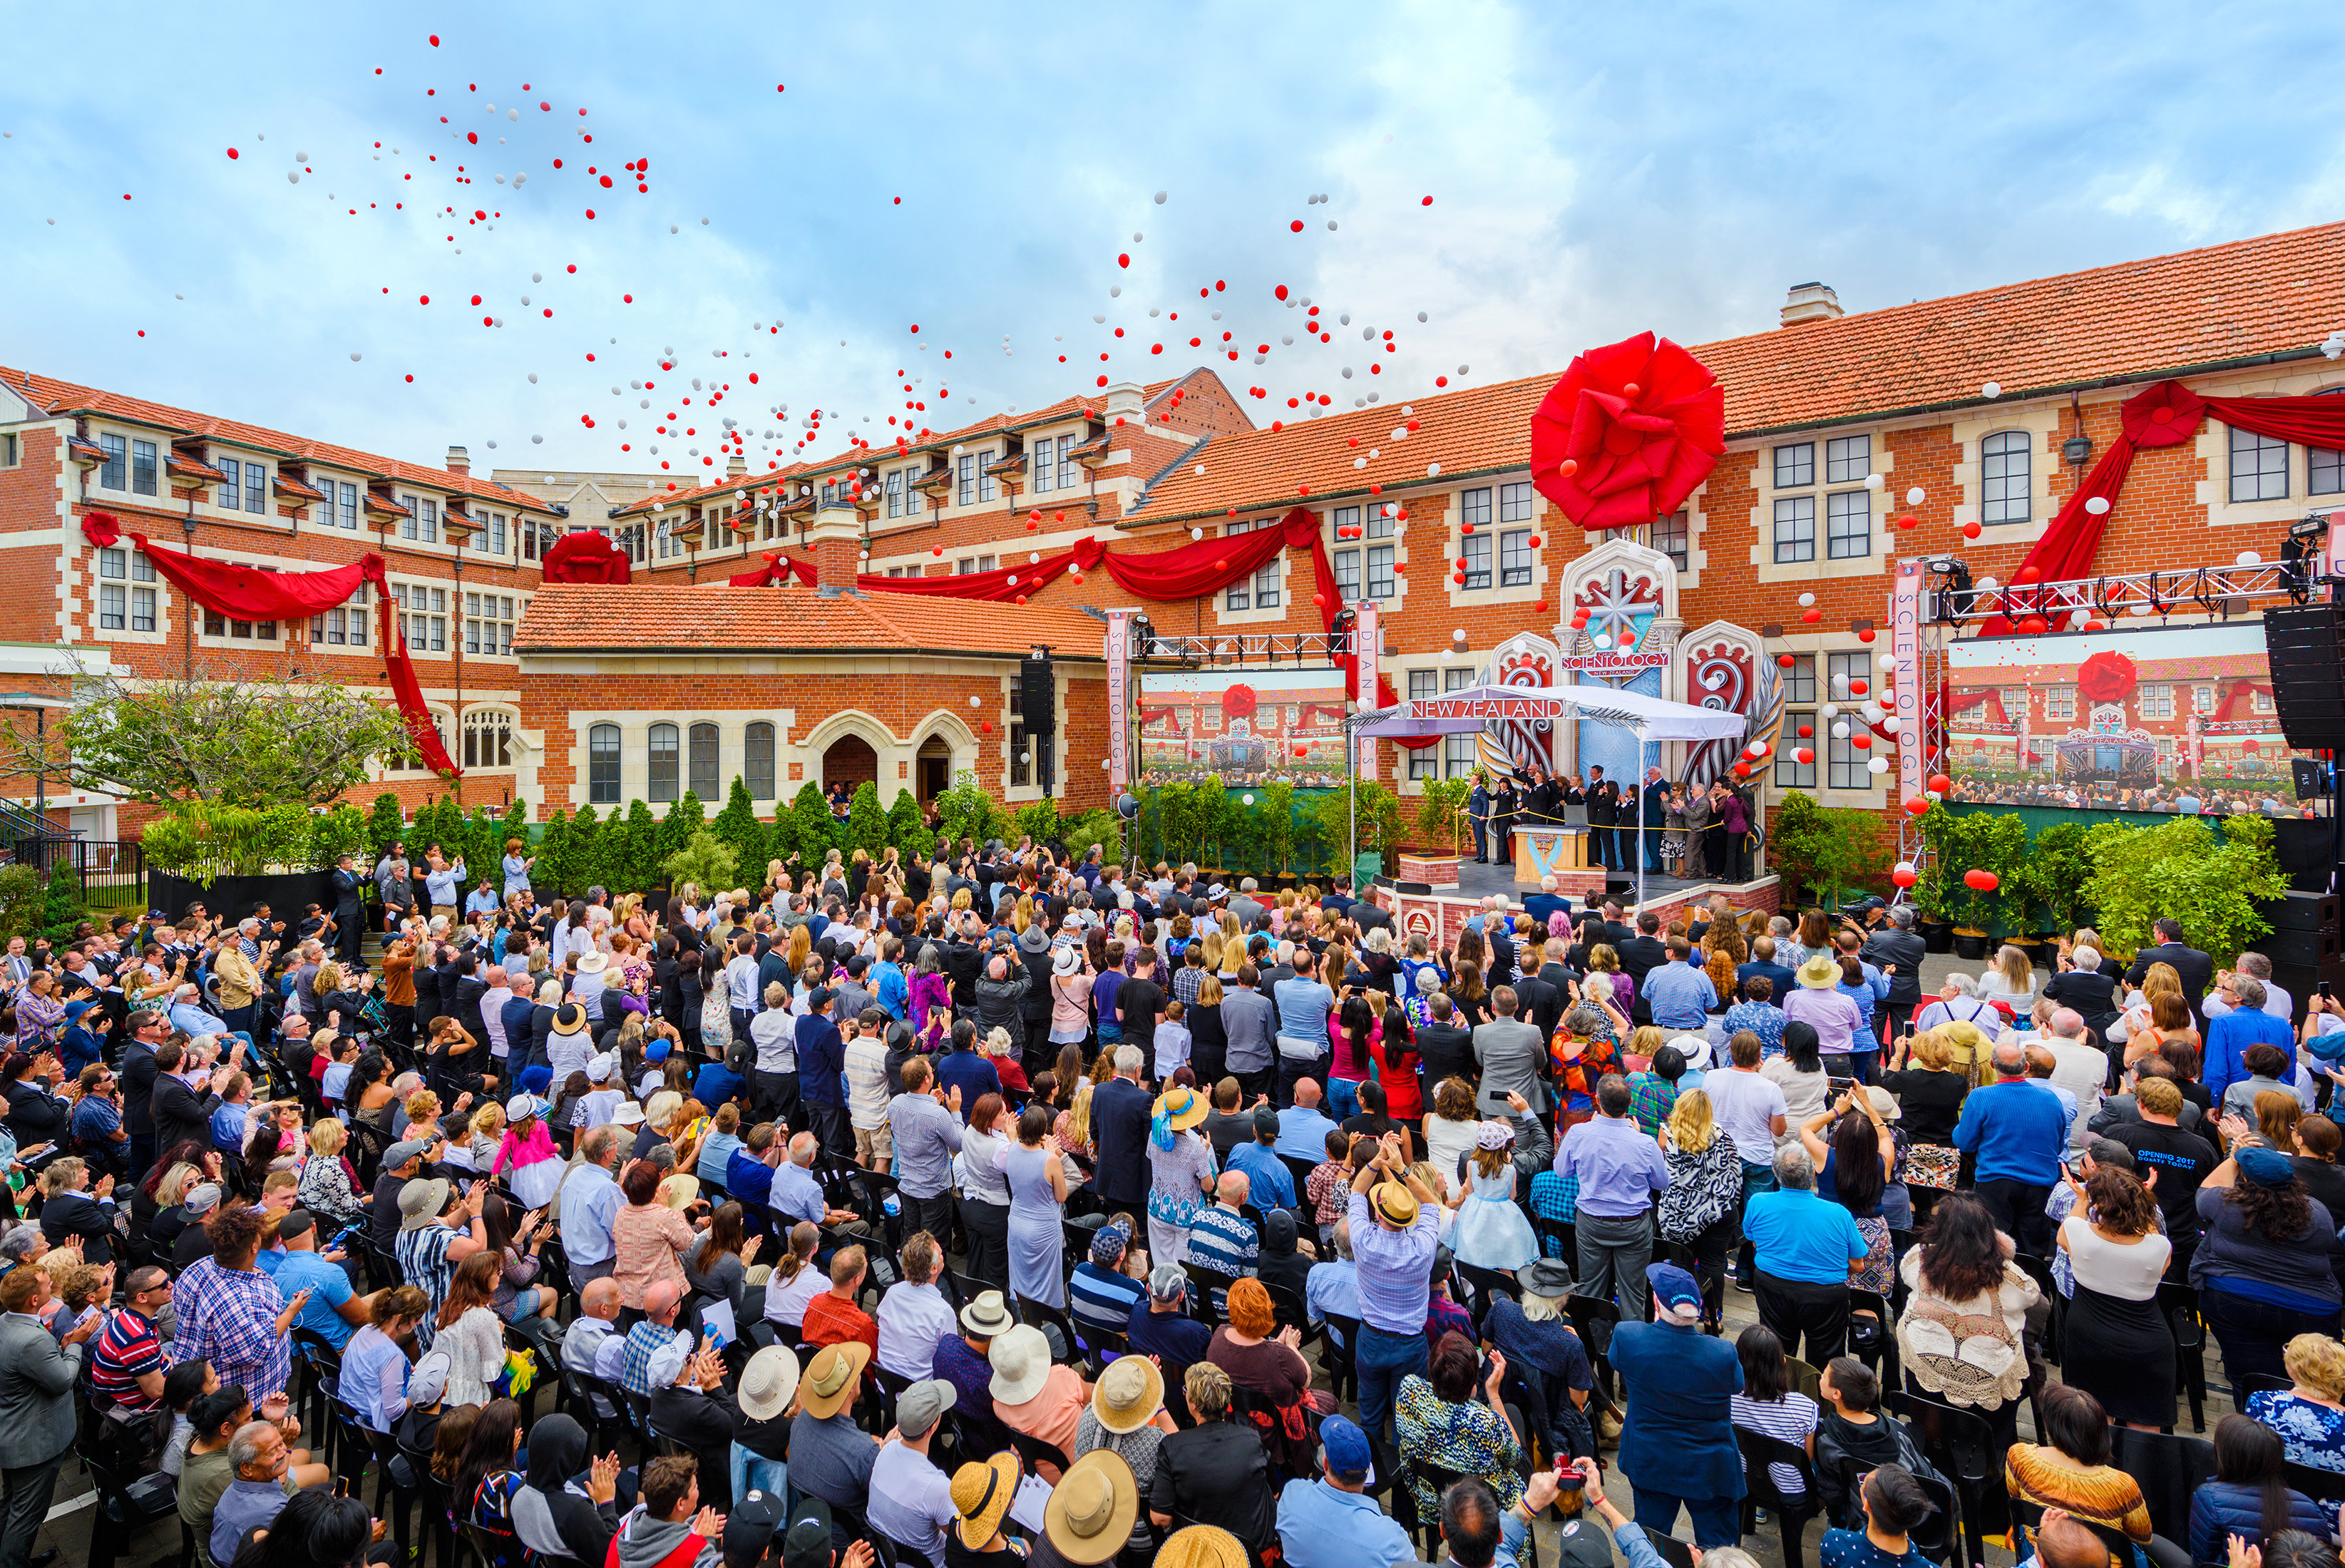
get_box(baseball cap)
[1319,1415,1372,1481]
[1251,1105,1280,1137]
[779,1496,834,1568]
[896,1379,957,1439]
[724,1490,787,1564]
[384,1139,432,1169]
[277,1209,317,1243]
[1646,1261,1704,1323]
[406,1351,452,1408]
[183,1183,222,1216]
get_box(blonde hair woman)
[1979,945,2036,1008]
[2247,1333,2345,1468]
[1199,928,1226,977]
[1656,1090,1742,1329]
[783,924,812,978]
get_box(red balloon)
[1797,725,1813,739]
[1927,773,1952,794]
[1904,797,1931,817]
[1891,866,1918,888]
[1963,869,1998,892]
[1850,732,1872,750]
[1794,748,1815,765]
[1849,679,1869,696]
[1777,654,1796,668]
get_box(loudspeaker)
[2294,758,2332,801]
[2263,605,2345,750]
[2264,892,2339,933]
[1019,657,1056,736]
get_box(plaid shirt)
[1529,1169,1578,1257]
[1626,1072,1680,1139]
[1172,965,1206,1009]
[620,1319,688,1398]
[171,1258,289,1400]
[1305,1160,1352,1231]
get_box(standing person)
[1467,774,1492,865]
[0,1264,100,1568]
[1143,1083,1216,1267]
[2194,1143,2345,1395]
[329,854,366,965]
[1860,908,1927,1056]
[1001,1107,1071,1310]
[1092,1046,1154,1226]
[1951,1040,2068,1257]
[1611,1262,1745,1546]
[2056,1164,2174,1431]
[2125,918,2216,1029]
[1489,774,1518,867]
[1469,987,1546,1119]
[1658,1089,1745,1333]
[1346,1132,1441,1445]
[1554,1074,1671,1321]
[889,1057,963,1246]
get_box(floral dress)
[1145,1128,1218,1266]
[1395,1375,1524,1521]
[2247,1390,2345,1473]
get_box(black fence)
[6,834,146,911]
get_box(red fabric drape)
[1529,332,1726,533]
[120,531,459,777]
[541,531,632,584]
[81,513,122,548]
[1986,379,2345,632]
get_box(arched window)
[462,709,513,770]
[587,724,621,804]
[744,722,776,800]
[687,722,719,801]
[1981,431,2031,525]
[647,722,680,802]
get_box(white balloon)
[1820,702,1840,720]
[1241,794,1254,806]
[1880,716,1901,733]
[1976,576,1999,590]
[2085,496,2111,516]
[1832,722,1851,739]
[1862,702,1884,723]
[1191,528,1204,540]
[1591,633,1612,650]
[1879,653,1898,670]
[2237,550,2263,566]
[1905,486,1926,506]
[1982,381,2002,398]
[1862,474,1883,491]
[1452,628,1467,640]
[969,696,982,707]
[1894,861,1916,878]
[1867,756,1890,775]
[1797,592,1816,607]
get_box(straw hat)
[657,1174,699,1210]
[798,1341,871,1420]
[736,1346,800,1421]
[578,952,610,974]
[1043,1450,1140,1567]
[950,1453,1021,1551]
[1152,1085,1208,1132]
[1089,1354,1163,1435]
[1795,953,1842,990]
[1155,1525,1252,1568]
[987,1324,1054,1407]
[1370,1179,1419,1226]
[959,1290,1015,1338]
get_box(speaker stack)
[2257,606,2345,1008]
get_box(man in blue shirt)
[1276,1415,1413,1568]
[1952,1040,2070,1256]
[260,1209,365,1349]
[1272,965,1335,1105]
[559,1125,625,1284]
[934,1018,1000,1122]
[1640,938,1718,1032]
[1346,1134,1442,1444]
[1274,1081,1340,1162]
[1736,936,1800,1007]
[725,1122,780,1231]
[1554,1075,1671,1321]
[1126,1266,1213,1389]
[768,1132,831,1229]
[871,942,908,1022]
[692,1055,745,1112]
[2205,975,2298,1112]
[1611,1262,1745,1547]
[1228,1107,1298,1211]
[1740,1144,1872,1363]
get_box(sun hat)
[1043,1450,1140,1567]
[1474,1119,1515,1151]
[798,1341,871,1420]
[578,952,609,974]
[399,1177,450,1230]
[1861,1085,1902,1122]
[504,1093,550,1122]
[1152,1085,1209,1131]
[1053,945,1082,976]
[960,1290,1016,1337]
[736,1346,801,1420]
[611,1100,646,1127]
[1796,953,1842,990]
[896,1379,958,1439]
[657,1173,698,1209]
[1089,1353,1164,1435]
[1155,1525,1252,1568]
[551,1003,588,1035]
[1667,1033,1713,1070]
[1370,1179,1419,1226]
[987,1324,1054,1406]
[950,1454,1021,1551]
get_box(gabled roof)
[514,583,1107,659]
[0,365,563,515]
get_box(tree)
[567,804,602,893]
[710,779,766,886]
[787,783,834,868]
[886,789,933,863]
[463,804,498,882]
[307,804,374,870]
[1415,779,1472,856]
[848,783,888,856]
[662,829,739,898]
[498,796,533,861]
[935,772,992,851]
[535,808,575,895]
[610,800,660,893]
[0,663,419,807]
[36,859,83,942]
[2083,813,2289,964]
[656,792,706,870]
[1258,781,1295,874]
[366,794,406,859]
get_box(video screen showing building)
[1136,668,1349,786]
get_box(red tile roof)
[513,583,1108,658]
[1130,219,2345,525]
[1,365,563,515]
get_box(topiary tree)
[710,779,766,886]
[463,804,498,883]
[656,791,704,871]
[498,796,533,861]
[787,782,833,869]
[37,859,84,943]
[566,803,602,893]
[1258,780,1295,875]
[535,807,574,896]
[848,783,888,856]
[612,799,660,893]
[366,793,406,859]
[662,829,739,899]
[886,789,933,863]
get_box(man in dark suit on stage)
[1587,767,1620,871]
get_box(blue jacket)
[1610,1318,1744,1502]
[2205,1008,2297,1113]
[1952,1079,2069,1187]
[2187,1482,2332,1564]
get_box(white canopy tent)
[1345,682,1752,904]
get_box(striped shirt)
[1185,1205,1258,1280]
[89,1307,169,1412]
[1069,1262,1148,1341]
[1730,1390,1818,1498]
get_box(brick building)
[3,219,2339,842]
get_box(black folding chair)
[73,1438,178,1568]
[1563,1293,1621,1399]
[2111,1425,2215,1547]
[1007,1428,1072,1482]
[1321,1312,1362,1404]
[2010,1253,2061,1365]
[1534,1214,1576,1265]
[1184,1261,1230,1325]
[1454,1261,1521,1328]
[2158,1280,2207,1431]
[2008,1496,2140,1568]
[1641,1530,1696,1568]
[1845,1286,1898,1389]
[1734,1427,1825,1568]
[1902,1386,2004,1568]
[1015,1293,1085,1367]
[2287,1459,2345,1511]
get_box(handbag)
[1904,1142,1960,1191]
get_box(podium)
[1512,826,1587,883]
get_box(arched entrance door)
[915,736,953,802]
[821,734,879,796]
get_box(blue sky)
[3,1,2340,480]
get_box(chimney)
[445,444,471,476]
[1780,282,1844,328]
[805,501,863,595]
[1102,381,1146,426]
[725,451,747,479]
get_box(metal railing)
[1934,559,2321,628]
[4,836,145,909]
[1134,630,1353,665]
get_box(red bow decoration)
[2075,650,2138,707]
[541,531,632,584]
[81,513,123,549]
[1221,682,1258,721]
[1530,332,1726,533]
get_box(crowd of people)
[0,829,2342,1568]
[1940,772,2323,818]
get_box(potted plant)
[1257,781,1296,886]
[1947,811,2027,960]
[1911,806,1957,951]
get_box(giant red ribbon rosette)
[1220,683,1258,721]
[1530,332,1726,533]
[541,531,632,584]
[2075,650,2138,707]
